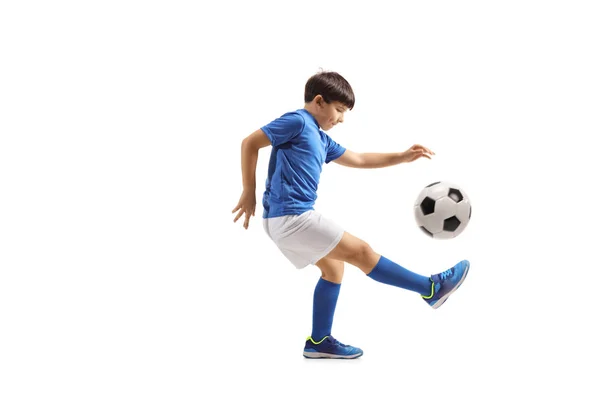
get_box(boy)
[232,71,470,359]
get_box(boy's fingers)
[415,144,434,155]
[233,209,244,222]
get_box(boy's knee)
[327,232,378,269]
[316,258,344,283]
[349,241,374,264]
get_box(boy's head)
[304,71,355,131]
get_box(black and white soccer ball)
[414,181,472,239]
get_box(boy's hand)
[401,144,435,163]
[232,191,256,230]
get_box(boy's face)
[316,97,348,131]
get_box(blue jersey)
[261,108,346,218]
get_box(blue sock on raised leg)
[367,255,432,296]
[311,278,341,341]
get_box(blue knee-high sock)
[311,278,341,341]
[367,255,431,296]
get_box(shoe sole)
[431,263,470,309]
[303,351,363,359]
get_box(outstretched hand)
[232,191,256,230]
[402,144,435,163]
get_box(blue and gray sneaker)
[303,335,363,359]
[422,260,470,309]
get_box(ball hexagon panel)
[431,197,459,221]
[426,184,450,201]
[414,205,444,234]
[455,200,471,224]
[433,230,457,239]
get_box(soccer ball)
[414,181,472,239]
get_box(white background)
[1,1,599,399]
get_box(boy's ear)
[314,94,324,108]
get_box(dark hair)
[304,71,355,110]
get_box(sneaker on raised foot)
[303,335,363,359]
[422,260,470,309]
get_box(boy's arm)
[232,129,271,229]
[333,145,434,169]
[334,150,403,169]
[240,129,271,191]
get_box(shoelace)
[440,269,454,280]
[329,337,349,347]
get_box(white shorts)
[262,210,345,269]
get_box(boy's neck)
[303,103,318,119]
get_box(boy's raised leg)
[325,232,470,308]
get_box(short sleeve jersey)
[260,108,346,218]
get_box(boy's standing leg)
[303,258,364,359]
